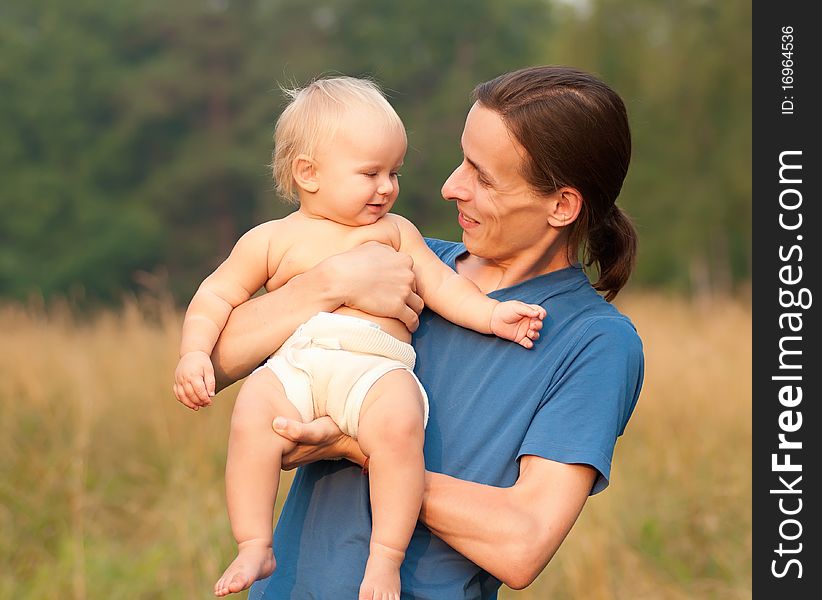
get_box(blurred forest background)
[1,0,752,598]
[0,0,751,305]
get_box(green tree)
[545,0,752,294]
[0,0,751,303]
[0,0,162,301]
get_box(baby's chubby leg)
[356,369,426,600]
[214,368,303,597]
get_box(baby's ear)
[292,155,319,193]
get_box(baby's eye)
[390,171,401,178]
[363,172,378,178]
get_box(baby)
[173,76,546,599]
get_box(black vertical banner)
[753,1,820,597]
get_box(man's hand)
[173,350,216,410]
[490,302,546,349]
[324,241,424,332]
[274,416,365,470]
[211,241,425,389]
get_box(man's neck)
[455,242,574,293]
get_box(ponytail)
[585,205,637,302]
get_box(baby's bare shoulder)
[380,212,420,232]
[377,213,422,248]
[368,213,414,250]
[245,213,309,245]
[231,217,301,268]
[380,213,428,251]
[244,216,289,238]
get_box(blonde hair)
[272,76,406,203]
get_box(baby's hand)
[490,301,546,349]
[173,350,216,410]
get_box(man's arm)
[420,455,596,590]
[422,322,643,587]
[211,241,423,390]
[274,417,595,590]
[210,266,341,390]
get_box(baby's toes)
[214,578,226,596]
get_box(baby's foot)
[214,539,276,597]
[358,543,404,600]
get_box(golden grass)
[0,294,751,599]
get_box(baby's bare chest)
[265,219,398,291]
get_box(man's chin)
[461,234,489,259]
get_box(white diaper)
[255,312,429,438]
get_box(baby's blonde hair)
[272,76,406,203]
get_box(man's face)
[441,103,556,263]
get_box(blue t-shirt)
[250,239,644,600]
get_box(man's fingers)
[407,291,425,315]
[272,417,303,441]
[400,306,420,333]
[271,416,294,438]
[398,290,423,332]
[398,250,415,272]
[300,418,341,443]
[273,416,338,444]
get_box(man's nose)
[441,162,469,202]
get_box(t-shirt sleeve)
[424,238,462,264]
[518,317,644,494]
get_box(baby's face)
[308,108,407,227]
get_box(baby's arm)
[391,216,546,347]
[174,223,276,410]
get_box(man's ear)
[546,187,583,228]
[292,154,320,194]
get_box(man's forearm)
[420,472,537,587]
[211,267,343,389]
[420,460,594,590]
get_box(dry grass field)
[0,293,751,599]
